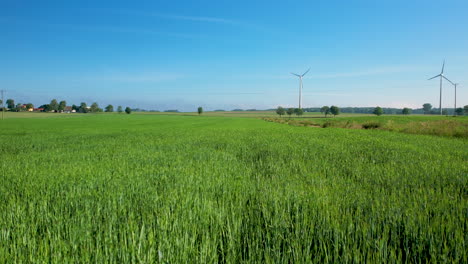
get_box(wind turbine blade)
[428,74,440,80]
[291,73,301,77]
[301,68,311,76]
[441,60,445,74]
[443,76,454,85]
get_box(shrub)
[362,121,381,129]
[322,121,334,128]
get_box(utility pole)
[1,90,4,120]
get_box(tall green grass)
[0,115,467,262]
[265,115,468,138]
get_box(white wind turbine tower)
[428,60,454,115]
[291,68,310,109]
[453,83,459,115]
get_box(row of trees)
[374,104,466,116]
[319,106,340,117]
[4,98,468,116]
[372,107,409,116]
[276,106,342,118]
[298,104,468,115]
[276,106,339,117]
[277,105,423,117]
[422,103,467,115]
[55,101,131,114]
[0,99,34,112]
[39,99,73,112]
[1,98,132,114]
[275,104,468,117]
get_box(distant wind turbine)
[291,68,310,109]
[453,83,459,115]
[428,60,454,115]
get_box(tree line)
[275,104,468,117]
[299,104,468,115]
[275,106,340,118]
[421,103,466,116]
[0,98,132,114]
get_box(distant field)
[138,110,374,118]
[2,110,430,119]
[0,110,373,120]
[1,114,467,262]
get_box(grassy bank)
[264,115,468,138]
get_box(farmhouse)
[21,104,34,112]
[63,106,74,113]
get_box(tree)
[455,108,463,116]
[49,99,59,112]
[423,103,432,114]
[14,103,22,112]
[105,104,114,112]
[78,102,88,113]
[117,106,123,113]
[72,104,78,111]
[442,109,448,116]
[57,100,66,112]
[90,102,99,113]
[373,106,383,116]
[286,108,294,117]
[6,99,15,109]
[40,104,50,112]
[294,108,304,116]
[198,106,203,115]
[402,108,411,115]
[320,106,330,117]
[125,107,132,114]
[464,105,468,115]
[276,106,285,117]
[330,106,340,117]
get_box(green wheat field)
[1,113,467,263]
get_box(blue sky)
[1,0,467,111]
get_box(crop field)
[0,114,467,263]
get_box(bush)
[322,121,334,128]
[362,121,381,129]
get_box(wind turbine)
[428,60,454,115]
[291,68,310,109]
[453,83,459,115]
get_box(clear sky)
[1,0,467,111]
